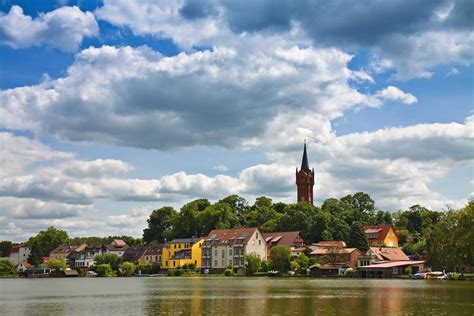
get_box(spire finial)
[301,142,310,173]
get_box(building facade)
[9,244,31,265]
[364,224,399,247]
[161,238,203,269]
[201,227,267,273]
[262,231,306,259]
[296,143,315,204]
[50,244,87,262]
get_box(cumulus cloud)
[0,44,390,150]
[375,86,417,104]
[0,5,98,52]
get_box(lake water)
[1,277,473,315]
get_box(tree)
[270,246,291,274]
[143,206,177,243]
[244,253,261,275]
[197,202,239,236]
[94,253,123,271]
[95,264,115,277]
[0,260,16,276]
[120,262,136,277]
[347,222,369,251]
[47,258,67,271]
[219,195,249,219]
[172,200,206,238]
[28,226,69,265]
[0,241,12,257]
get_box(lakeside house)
[201,227,267,273]
[364,224,398,247]
[101,239,128,257]
[310,247,362,269]
[16,261,33,272]
[122,246,147,264]
[68,245,104,268]
[162,238,203,269]
[9,244,31,265]
[262,231,306,259]
[140,246,163,265]
[50,244,87,262]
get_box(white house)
[9,244,31,265]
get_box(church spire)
[300,142,310,173]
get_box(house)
[364,224,398,247]
[102,239,128,257]
[309,264,344,277]
[139,246,163,266]
[49,244,87,262]
[68,245,104,268]
[201,227,267,273]
[310,241,347,250]
[9,244,31,265]
[310,247,362,268]
[262,231,305,259]
[357,247,409,267]
[358,260,425,278]
[162,238,203,269]
[16,261,33,272]
[123,246,147,263]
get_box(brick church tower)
[296,142,315,204]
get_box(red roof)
[310,248,358,255]
[262,231,305,248]
[364,224,394,241]
[368,247,409,261]
[112,239,127,247]
[207,227,258,244]
[313,241,346,248]
[18,261,33,268]
[10,244,27,253]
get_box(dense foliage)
[270,246,291,274]
[67,236,143,246]
[0,241,12,257]
[347,222,370,251]
[244,253,261,275]
[94,253,123,271]
[27,226,69,265]
[0,260,16,276]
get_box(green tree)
[120,262,136,277]
[197,202,239,236]
[0,241,12,257]
[94,253,123,271]
[347,222,369,251]
[219,195,249,219]
[244,253,261,276]
[143,206,177,243]
[172,199,210,238]
[27,226,69,265]
[95,264,115,277]
[47,258,67,271]
[270,246,291,274]
[340,192,376,225]
[0,260,16,276]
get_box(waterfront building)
[139,246,163,265]
[363,224,399,247]
[201,227,267,273]
[9,244,31,265]
[122,246,147,263]
[262,231,306,259]
[296,142,315,204]
[16,261,33,272]
[357,247,409,267]
[68,245,104,268]
[357,260,425,278]
[310,247,362,268]
[101,239,129,257]
[161,238,203,269]
[49,244,87,262]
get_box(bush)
[0,260,16,276]
[404,267,412,275]
[94,253,122,271]
[47,258,67,271]
[167,269,184,276]
[224,268,234,276]
[270,246,291,274]
[120,262,136,277]
[244,253,261,276]
[95,264,115,277]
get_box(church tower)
[296,142,315,204]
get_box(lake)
[1,277,473,315]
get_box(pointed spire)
[301,142,310,173]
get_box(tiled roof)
[262,231,305,248]
[112,239,127,247]
[143,246,162,256]
[169,238,201,244]
[103,243,129,251]
[18,261,33,268]
[369,247,409,261]
[363,224,394,241]
[310,248,358,255]
[313,241,347,248]
[123,246,146,261]
[206,227,258,245]
[10,244,28,253]
[50,244,83,254]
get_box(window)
[229,249,232,256]
[214,249,217,256]
[222,260,225,266]
[252,240,255,245]
[173,261,175,267]
[222,249,225,258]
[256,232,258,239]
[214,260,217,266]
[229,260,232,266]
[259,240,261,245]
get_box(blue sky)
[0,0,472,241]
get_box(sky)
[0,0,472,241]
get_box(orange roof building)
[363,224,398,247]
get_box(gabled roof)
[123,246,146,261]
[358,260,425,269]
[143,246,162,256]
[363,224,395,241]
[368,247,409,261]
[169,238,202,245]
[103,243,129,251]
[17,261,33,268]
[10,244,28,253]
[206,227,258,245]
[310,248,359,255]
[50,244,83,254]
[262,231,305,248]
[112,239,127,247]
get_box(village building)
[68,245,104,268]
[16,261,33,272]
[357,247,409,267]
[262,231,306,259]
[364,224,398,247]
[139,246,163,265]
[310,241,347,250]
[201,227,267,273]
[358,260,425,278]
[101,239,128,257]
[310,246,362,268]
[123,246,147,263]
[49,244,87,262]
[162,238,203,269]
[296,143,315,204]
[9,244,31,265]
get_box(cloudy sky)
[0,0,472,241]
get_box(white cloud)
[0,5,98,52]
[375,86,417,104]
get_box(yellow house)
[161,238,204,269]
[49,243,87,262]
[364,224,398,247]
[138,246,163,265]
